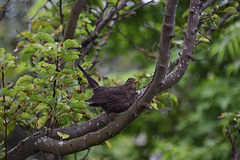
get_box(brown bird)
[78,65,138,113]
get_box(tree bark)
[62,0,88,42]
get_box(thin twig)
[1,66,7,160]
[200,9,217,21]
[49,0,58,13]
[207,4,240,34]
[88,52,100,70]
[226,126,237,158]
[115,23,155,60]
[200,0,217,12]
[59,0,64,37]
[120,0,153,18]
[16,30,30,41]
[81,148,91,160]
[99,20,115,46]
[74,41,93,66]
[166,58,179,75]
[74,153,77,160]
[0,0,10,21]
[30,0,49,20]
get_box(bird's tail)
[78,64,99,89]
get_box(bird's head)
[125,78,138,85]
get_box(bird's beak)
[132,80,138,84]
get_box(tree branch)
[62,0,88,42]
[200,0,216,12]
[120,1,154,18]
[207,4,240,34]
[80,0,127,48]
[22,0,32,33]
[74,0,128,66]
[30,0,49,20]
[138,0,179,104]
[116,23,156,60]
[161,0,201,90]
[0,0,10,21]
[59,0,64,37]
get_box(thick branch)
[138,0,179,104]
[161,0,201,89]
[35,101,142,155]
[50,112,114,139]
[6,112,114,160]
[62,0,87,42]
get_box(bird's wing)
[86,86,126,104]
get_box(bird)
[78,65,138,114]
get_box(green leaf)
[2,88,17,97]
[73,113,82,121]
[211,14,220,29]
[7,61,15,68]
[49,97,56,107]
[63,39,79,49]
[20,112,31,120]
[62,105,70,111]
[33,78,45,86]
[38,70,48,79]
[57,131,64,137]
[67,49,81,55]
[219,112,236,119]
[21,45,37,54]
[0,48,5,57]
[29,94,45,102]
[151,102,158,110]
[1,83,14,95]
[35,32,54,43]
[169,94,179,106]
[69,100,87,109]
[36,103,49,112]
[57,131,70,140]
[199,37,211,43]
[63,77,73,84]
[62,134,70,139]
[21,45,37,62]
[90,0,103,10]
[5,53,16,60]
[224,7,238,15]
[16,75,34,85]
[65,55,79,61]
[212,14,220,21]
[72,93,87,100]
[37,115,49,130]
[17,31,33,39]
[24,84,35,91]
[182,9,189,18]
[44,42,58,50]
